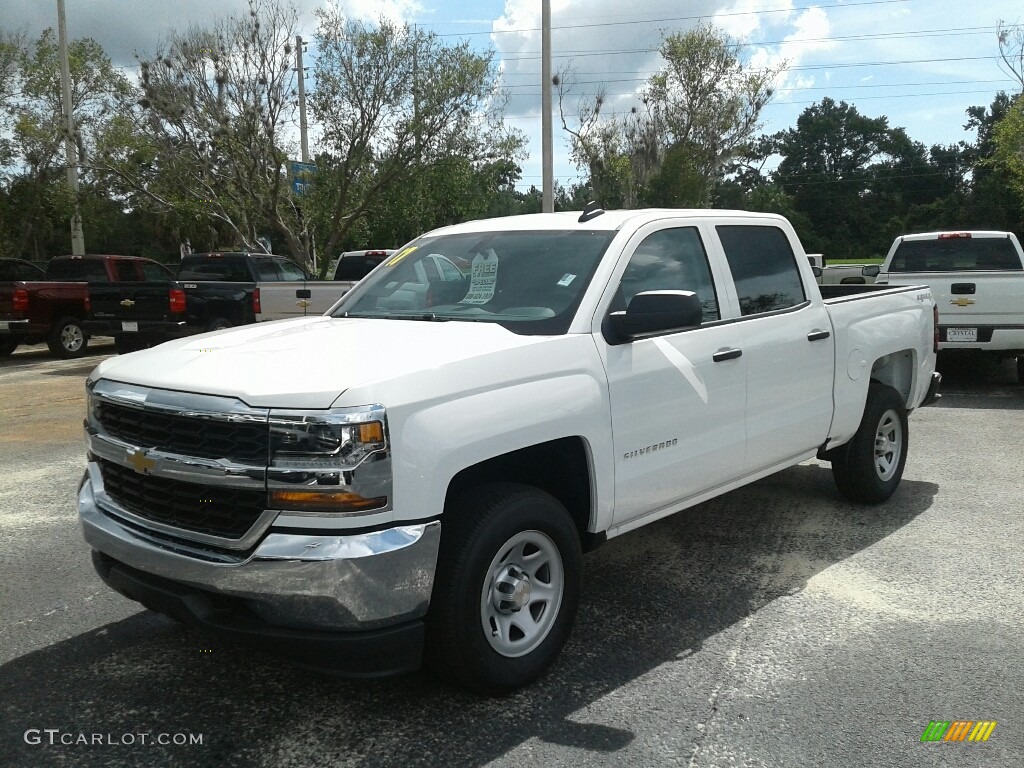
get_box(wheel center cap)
[492,565,531,613]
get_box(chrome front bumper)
[79,470,441,631]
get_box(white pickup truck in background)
[869,230,1024,383]
[79,208,941,693]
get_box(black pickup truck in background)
[87,252,355,352]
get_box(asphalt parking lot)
[0,343,1021,768]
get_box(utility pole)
[541,0,553,213]
[57,0,85,254]
[295,35,309,162]
[294,35,313,271]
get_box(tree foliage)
[559,23,781,209]
[0,26,132,258]
[307,12,525,262]
[90,0,307,262]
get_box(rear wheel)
[1016,356,1024,385]
[206,318,231,332]
[0,339,17,357]
[427,482,581,694]
[830,382,908,504]
[47,317,88,359]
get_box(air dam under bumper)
[79,473,441,676]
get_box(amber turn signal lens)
[357,422,384,444]
[270,489,387,512]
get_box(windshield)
[331,230,616,335]
[889,237,1024,272]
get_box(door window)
[716,226,806,316]
[252,257,282,281]
[617,227,719,322]
[114,260,139,281]
[140,262,173,281]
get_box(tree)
[997,21,1024,91]
[771,99,896,257]
[92,0,308,264]
[0,28,132,258]
[991,99,1024,208]
[559,24,780,209]
[307,12,525,262]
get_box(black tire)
[830,382,909,504]
[47,317,88,359]
[1016,356,1024,386]
[427,482,582,695]
[206,318,232,332]
[0,339,17,357]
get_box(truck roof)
[421,208,788,236]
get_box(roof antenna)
[578,201,605,223]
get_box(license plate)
[946,327,977,342]
[121,321,139,332]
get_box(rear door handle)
[807,329,831,341]
[713,348,743,362]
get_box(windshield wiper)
[342,311,447,321]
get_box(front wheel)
[427,483,582,694]
[47,317,88,359]
[830,382,909,504]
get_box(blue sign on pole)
[289,161,317,196]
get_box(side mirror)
[862,265,880,278]
[811,266,823,278]
[606,290,703,344]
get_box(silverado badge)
[126,448,156,474]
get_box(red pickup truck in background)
[0,254,174,359]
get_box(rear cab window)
[177,255,253,282]
[889,236,1024,271]
[716,225,807,316]
[45,258,111,282]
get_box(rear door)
[712,223,834,474]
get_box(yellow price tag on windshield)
[386,246,418,267]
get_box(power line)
[432,0,916,38]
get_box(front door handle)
[713,348,743,362]
[807,329,831,341]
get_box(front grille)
[96,400,268,463]
[98,458,266,539]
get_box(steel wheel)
[831,382,909,504]
[480,530,564,658]
[427,482,581,693]
[61,323,85,353]
[873,408,903,482]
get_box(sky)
[3,0,1023,193]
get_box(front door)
[596,224,748,528]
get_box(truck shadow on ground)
[0,465,938,768]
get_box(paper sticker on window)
[463,250,499,304]
[557,273,576,287]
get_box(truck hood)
[89,316,550,408]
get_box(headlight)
[268,405,391,515]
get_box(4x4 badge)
[126,448,156,474]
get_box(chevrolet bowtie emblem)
[120,299,135,308]
[126,448,156,474]
[949,298,975,307]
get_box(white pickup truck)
[867,230,1024,382]
[79,208,941,693]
